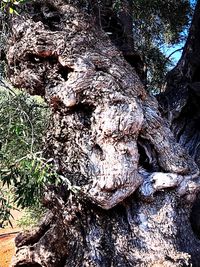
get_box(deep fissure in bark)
[5,0,200,266]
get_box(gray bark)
[5,0,200,266]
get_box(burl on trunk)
[6,0,200,266]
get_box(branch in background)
[163,47,184,67]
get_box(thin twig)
[163,47,183,67]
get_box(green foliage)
[112,0,122,11]
[17,206,45,229]
[131,0,194,91]
[0,0,30,14]
[144,47,174,93]
[0,185,15,227]
[0,84,51,225]
[0,85,48,158]
[1,155,59,208]
[0,84,81,226]
[132,0,192,46]
[105,0,194,91]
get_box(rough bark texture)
[159,0,200,168]
[158,0,200,248]
[5,0,200,266]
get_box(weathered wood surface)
[5,0,200,266]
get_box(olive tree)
[3,0,200,266]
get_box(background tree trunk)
[6,0,200,266]
[159,0,200,168]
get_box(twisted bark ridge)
[6,0,200,266]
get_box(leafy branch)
[0,0,30,15]
[0,84,50,225]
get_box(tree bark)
[6,0,200,266]
[159,0,200,168]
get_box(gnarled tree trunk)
[5,0,200,266]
